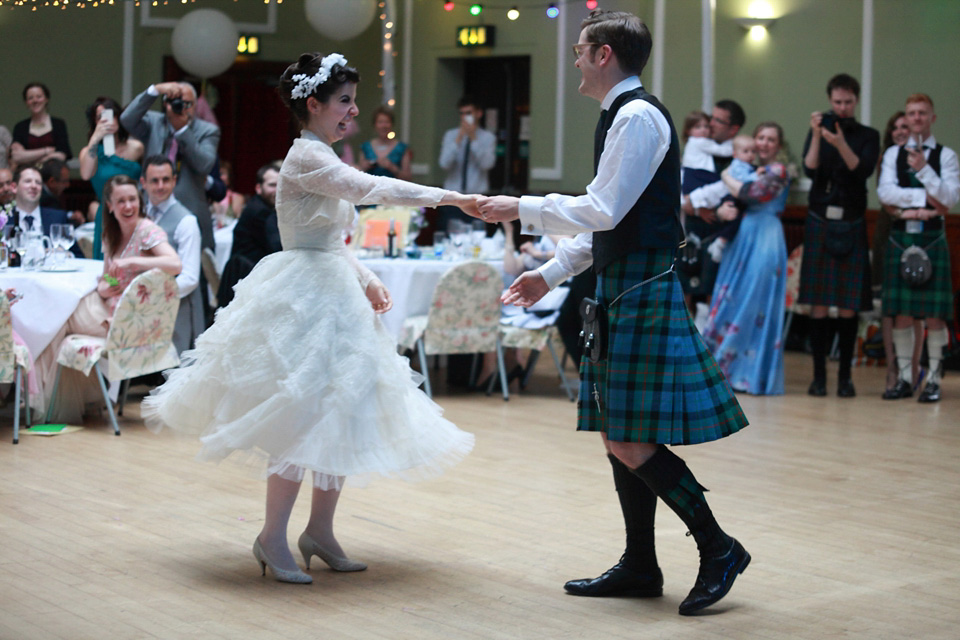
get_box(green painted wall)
[2,0,959,211]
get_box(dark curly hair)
[279,52,360,125]
[85,96,130,143]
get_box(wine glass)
[58,224,75,253]
[50,224,64,266]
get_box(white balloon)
[304,0,377,42]
[171,9,238,78]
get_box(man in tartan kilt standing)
[475,9,751,616]
[799,74,880,398]
[877,94,960,402]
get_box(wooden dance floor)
[1,351,958,639]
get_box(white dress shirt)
[149,195,201,298]
[16,203,42,232]
[877,135,960,210]
[517,77,672,289]
[438,126,497,193]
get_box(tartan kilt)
[882,229,954,320]
[577,249,748,444]
[797,213,873,311]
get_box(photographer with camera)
[120,81,220,252]
[798,73,879,399]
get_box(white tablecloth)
[0,259,103,357]
[364,258,503,338]
[214,219,237,273]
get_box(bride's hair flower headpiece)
[291,53,349,100]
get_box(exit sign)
[456,25,495,48]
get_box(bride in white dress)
[142,52,477,584]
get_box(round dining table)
[0,259,103,359]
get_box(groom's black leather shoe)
[678,538,750,615]
[564,562,663,598]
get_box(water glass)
[433,231,447,259]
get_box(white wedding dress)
[142,131,474,490]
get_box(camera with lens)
[165,96,187,115]
[820,111,837,132]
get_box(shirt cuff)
[537,259,570,291]
[518,195,545,235]
[147,85,160,97]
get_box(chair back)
[104,268,181,380]
[785,244,805,312]
[423,261,502,355]
[352,206,416,250]
[201,247,221,305]
[77,234,94,259]
[0,296,16,384]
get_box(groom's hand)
[477,195,520,223]
[501,270,549,308]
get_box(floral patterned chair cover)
[51,269,180,435]
[499,324,575,401]
[399,260,508,399]
[0,295,32,443]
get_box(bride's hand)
[365,280,393,313]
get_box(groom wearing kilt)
[877,93,960,403]
[475,9,750,616]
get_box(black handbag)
[677,234,702,275]
[823,219,857,257]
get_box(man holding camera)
[798,73,879,398]
[121,81,220,251]
[436,95,496,231]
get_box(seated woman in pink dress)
[33,175,182,423]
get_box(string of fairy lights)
[442,0,599,20]
[0,0,277,10]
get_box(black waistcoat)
[896,144,942,188]
[591,87,683,273]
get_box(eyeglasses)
[571,43,601,60]
[710,115,731,126]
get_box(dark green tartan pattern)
[577,249,748,444]
[882,229,954,320]
[797,214,873,311]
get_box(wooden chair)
[398,261,509,399]
[45,269,181,435]
[0,296,32,443]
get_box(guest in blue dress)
[358,106,412,181]
[702,122,790,395]
[79,97,144,259]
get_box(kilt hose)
[797,213,873,311]
[577,249,748,444]
[882,228,954,321]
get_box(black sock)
[631,446,731,558]
[836,316,859,381]
[607,454,658,571]
[809,317,830,382]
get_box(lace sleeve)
[297,143,449,207]
[338,242,378,290]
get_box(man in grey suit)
[121,81,220,250]
[141,155,204,355]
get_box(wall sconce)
[735,17,776,40]
[735,1,777,40]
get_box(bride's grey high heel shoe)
[253,539,313,584]
[298,532,367,572]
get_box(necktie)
[167,135,179,164]
[461,138,471,192]
[23,215,34,231]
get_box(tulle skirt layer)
[142,250,474,490]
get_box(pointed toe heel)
[298,532,367,572]
[253,539,312,584]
